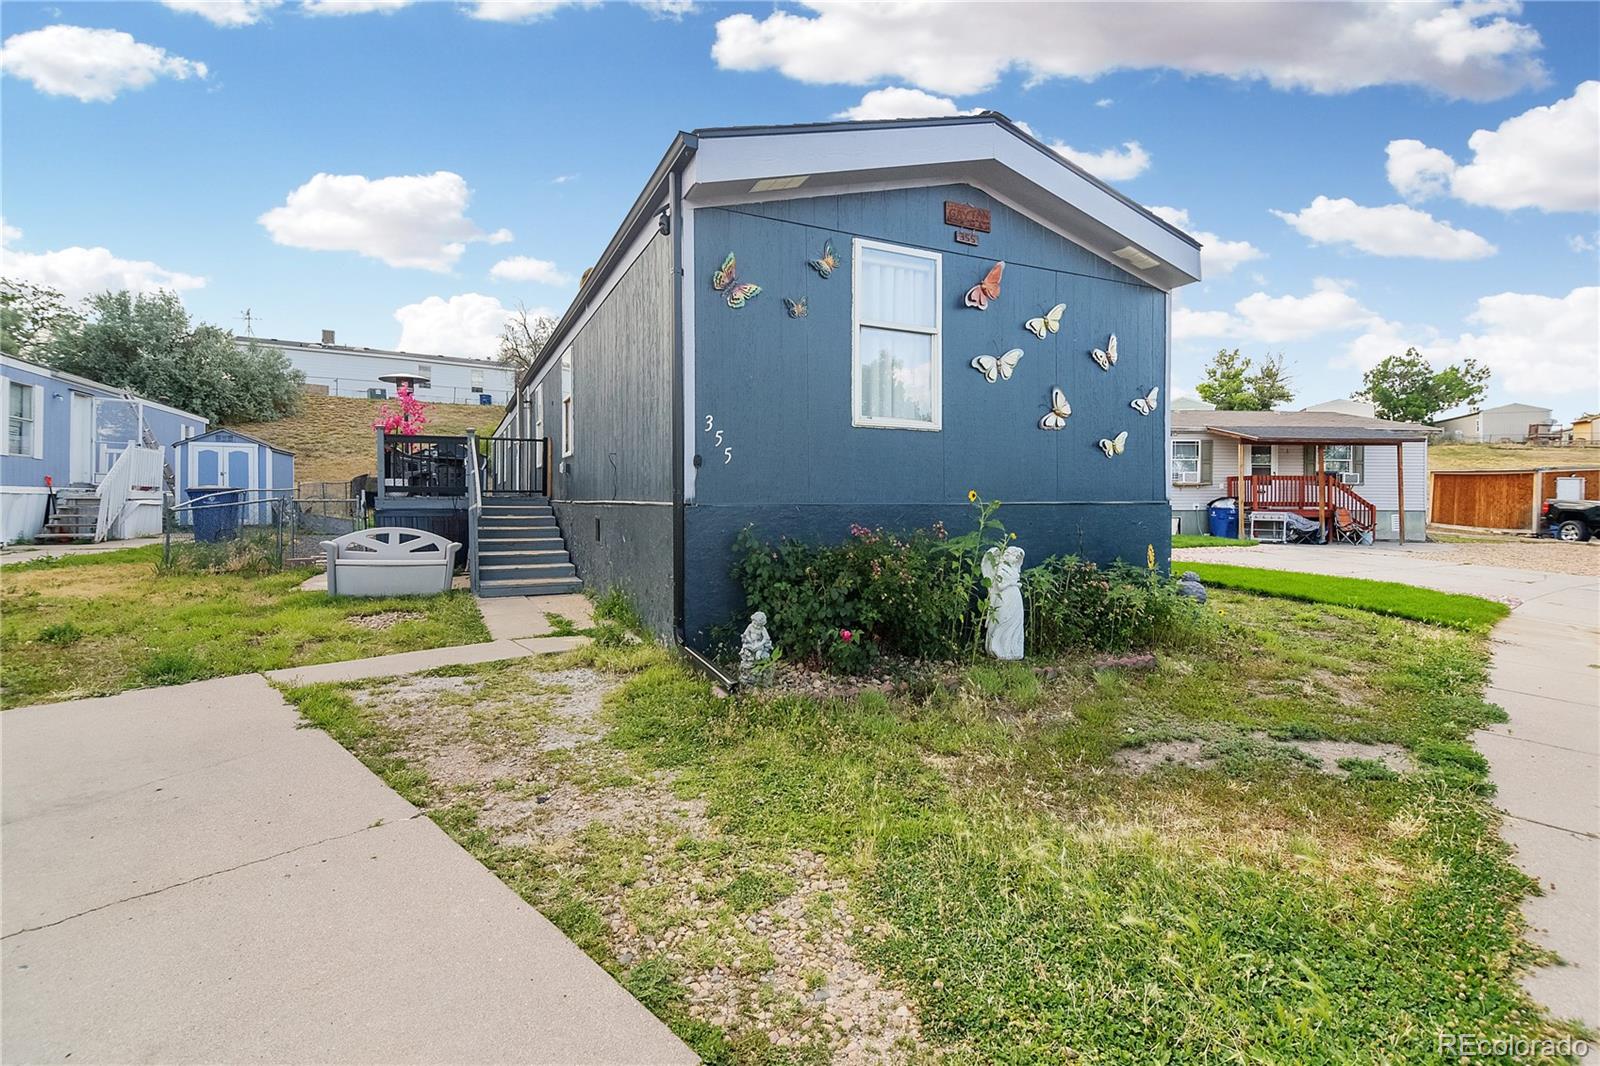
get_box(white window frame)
[4,380,44,458]
[851,237,942,432]
[1323,444,1359,484]
[470,368,484,394]
[1171,439,1201,485]
[533,382,544,441]
[559,351,574,457]
[1248,444,1276,477]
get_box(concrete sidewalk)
[1175,542,1600,1027]
[1,671,695,1064]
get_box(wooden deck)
[1224,473,1377,533]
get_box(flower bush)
[372,384,429,435]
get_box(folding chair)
[1333,507,1365,545]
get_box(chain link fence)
[163,490,366,573]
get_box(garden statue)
[982,545,1025,660]
[739,611,773,685]
[1177,570,1208,603]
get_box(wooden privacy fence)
[1429,468,1600,531]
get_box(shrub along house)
[488,114,1201,645]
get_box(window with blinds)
[852,239,942,430]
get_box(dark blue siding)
[684,183,1170,644]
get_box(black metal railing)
[381,434,469,496]
[482,436,548,496]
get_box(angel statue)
[739,611,773,686]
[981,545,1025,661]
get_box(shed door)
[192,444,256,489]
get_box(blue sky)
[2,1,1597,417]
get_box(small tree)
[1,279,79,360]
[1195,348,1295,410]
[495,303,558,373]
[372,384,429,435]
[1356,348,1490,423]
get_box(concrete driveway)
[1175,542,1599,1027]
[1,673,696,1064]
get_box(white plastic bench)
[321,527,461,597]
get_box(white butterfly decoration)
[1039,387,1071,430]
[971,349,1023,383]
[1130,386,1159,416]
[1097,431,1128,458]
[1090,334,1118,371]
[1024,303,1066,340]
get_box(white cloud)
[0,25,208,102]
[1384,81,1599,212]
[711,2,1546,100]
[1271,195,1496,260]
[1049,140,1150,181]
[1569,232,1598,254]
[1343,286,1599,399]
[0,243,205,303]
[301,0,416,14]
[1094,97,1113,108]
[259,171,511,271]
[637,0,696,19]
[393,293,521,360]
[465,1,596,22]
[162,0,282,26]
[1175,278,1382,344]
[833,86,980,121]
[550,174,578,184]
[489,256,571,285]
[1148,206,1264,276]
[1,218,20,246]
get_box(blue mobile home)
[496,114,1201,646]
[1,355,209,544]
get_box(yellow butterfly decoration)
[711,252,761,308]
[1024,303,1066,340]
[971,349,1023,383]
[1039,387,1071,430]
[808,239,839,278]
[1097,431,1129,458]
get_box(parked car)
[1541,499,1600,542]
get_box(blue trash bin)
[1207,499,1239,540]
[188,487,243,543]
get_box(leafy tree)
[1195,348,1296,410]
[495,303,558,373]
[42,290,303,424]
[1,279,79,360]
[1355,348,1490,423]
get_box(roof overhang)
[684,115,1201,292]
[1204,426,1433,445]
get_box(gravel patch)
[1116,735,1414,777]
[1438,539,1600,577]
[346,609,427,631]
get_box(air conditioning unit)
[1175,471,1200,485]
[1338,472,1361,485]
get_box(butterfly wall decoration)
[808,239,840,278]
[1130,386,1159,416]
[783,297,808,318]
[1024,303,1066,339]
[970,349,1022,383]
[1090,334,1118,371]
[711,253,761,308]
[1039,387,1071,430]
[1097,431,1129,458]
[964,262,1005,310]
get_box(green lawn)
[1,545,488,708]
[1184,562,1510,631]
[284,591,1573,1062]
[1172,533,1258,548]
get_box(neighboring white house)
[1169,409,1432,542]
[1432,402,1554,442]
[1303,398,1378,418]
[247,331,516,407]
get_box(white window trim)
[3,380,45,459]
[1170,439,1201,485]
[559,351,574,458]
[1248,444,1277,476]
[850,237,943,432]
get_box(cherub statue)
[981,545,1025,660]
[739,610,773,685]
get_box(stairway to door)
[475,496,583,597]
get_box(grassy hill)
[230,393,506,487]
[1429,441,1599,471]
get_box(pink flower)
[840,629,853,642]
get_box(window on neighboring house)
[417,363,432,378]
[852,239,941,430]
[6,381,39,458]
[560,351,574,457]
[1249,445,1274,477]
[470,369,484,394]
[1171,440,1201,484]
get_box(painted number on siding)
[704,414,734,465]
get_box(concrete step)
[479,510,555,521]
[478,561,577,582]
[477,576,584,597]
[477,535,566,552]
[481,499,551,510]
[33,533,96,544]
[478,548,570,567]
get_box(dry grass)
[1428,441,1599,471]
[230,393,507,486]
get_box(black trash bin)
[188,487,244,543]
